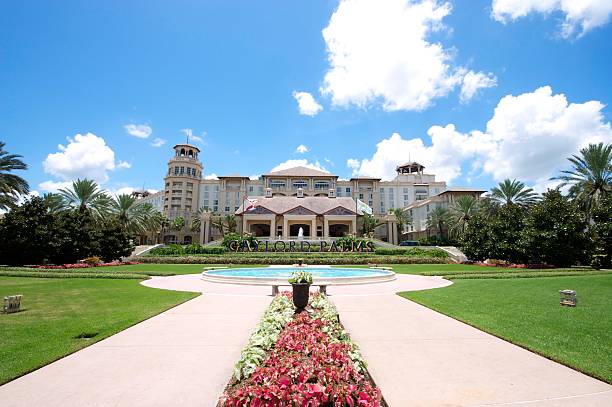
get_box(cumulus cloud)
[349,86,612,191]
[39,180,73,193]
[271,159,329,173]
[181,128,206,144]
[321,0,495,111]
[459,71,497,103]
[204,173,219,180]
[43,133,120,183]
[296,144,309,154]
[117,161,131,169]
[292,91,323,116]
[492,0,612,37]
[124,123,152,138]
[151,137,166,147]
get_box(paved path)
[334,294,612,406]
[2,272,610,406]
[0,294,270,407]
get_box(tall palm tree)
[58,179,111,218]
[427,206,451,239]
[0,141,29,210]
[489,179,538,206]
[552,142,611,213]
[42,193,65,214]
[391,208,411,241]
[449,195,479,238]
[190,206,210,232]
[211,213,238,236]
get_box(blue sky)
[1,0,611,196]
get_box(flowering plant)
[288,270,313,285]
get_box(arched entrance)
[250,223,271,237]
[183,235,192,244]
[290,224,310,237]
[164,235,177,244]
[329,224,349,237]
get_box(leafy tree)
[391,208,411,241]
[212,214,237,237]
[427,206,451,239]
[0,197,56,265]
[225,214,237,233]
[449,195,479,238]
[50,210,101,264]
[95,219,134,262]
[519,190,589,267]
[190,206,211,232]
[553,142,611,215]
[590,194,612,268]
[461,204,526,262]
[42,193,65,214]
[0,141,29,210]
[361,213,384,238]
[489,179,538,206]
[58,178,111,219]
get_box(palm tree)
[449,195,479,238]
[361,213,384,238]
[552,142,611,213]
[391,208,411,241]
[110,194,161,235]
[0,141,29,210]
[42,193,65,214]
[58,179,111,218]
[190,206,211,232]
[427,206,451,239]
[171,216,186,232]
[489,179,538,206]
[211,214,238,236]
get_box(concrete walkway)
[1,272,610,406]
[0,294,270,407]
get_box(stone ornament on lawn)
[4,295,23,314]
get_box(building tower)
[163,144,203,244]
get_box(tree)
[361,213,384,238]
[58,178,111,219]
[553,142,611,215]
[0,141,29,210]
[489,179,538,206]
[391,208,411,241]
[95,219,134,262]
[590,194,612,268]
[190,206,210,232]
[0,197,56,265]
[110,194,161,235]
[519,190,589,267]
[449,195,479,238]
[427,206,451,239]
[42,193,65,214]
[171,216,186,231]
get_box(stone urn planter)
[289,271,313,312]
[291,283,310,311]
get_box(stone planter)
[291,283,310,311]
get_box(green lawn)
[400,275,612,383]
[0,277,199,384]
[389,264,611,279]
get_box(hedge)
[374,247,449,258]
[148,244,228,256]
[0,270,147,279]
[132,255,452,265]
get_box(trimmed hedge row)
[0,270,147,279]
[148,244,228,256]
[446,270,612,280]
[374,247,449,258]
[132,255,452,265]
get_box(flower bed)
[33,261,140,269]
[221,292,383,406]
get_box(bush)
[222,233,242,248]
[133,255,451,265]
[374,247,449,258]
[82,256,102,265]
[148,244,227,256]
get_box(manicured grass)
[388,264,611,279]
[0,277,199,384]
[399,275,612,383]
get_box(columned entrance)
[329,224,349,237]
[289,224,310,237]
[250,223,271,237]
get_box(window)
[336,187,342,197]
[249,186,254,192]
[225,206,230,212]
[186,168,191,176]
[186,182,193,188]
[314,181,330,190]
[380,187,385,193]
[180,166,185,175]
[403,194,409,201]
[270,180,286,189]
[359,193,364,200]
[403,188,409,193]
[293,180,308,189]
[345,187,351,193]
[174,167,179,175]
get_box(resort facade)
[139,143,483,244]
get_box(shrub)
[82,256,102,265]
[148,244,227,256]
[133,255,451,265]
[222,232,242,248]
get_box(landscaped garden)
[0,277,198,385]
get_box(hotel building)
[139,143,483,244]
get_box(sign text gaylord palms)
[228,240,376,253]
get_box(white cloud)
[43,133,119,183]
[117,161,131,169]
[249,174,260,180]
[271,159,329,173]
[492,0,612,37]
[296,144,309,154]
[124,123,152,139]
[292,91,323,116]
[181,128,206,144]
[460,71,497,103]
[39,180,73,193]
[349,86,612,191]
[151,137,166,147]
[320,0,495,111]
[204,173,219,180]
